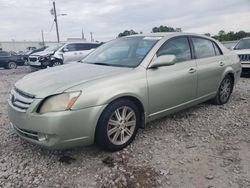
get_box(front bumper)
[8,100,107,149]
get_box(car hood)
[15,63,132,98]
[234,49,250,55]
[30,50,54,57]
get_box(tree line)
[118,26,249,41]
[212,30,250,41]
[117,26,182,38]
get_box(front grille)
[13,125,38,140]
[238,54,250,61]
[10,88,35,112]
[29,57,37,62]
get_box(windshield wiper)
[91,62,112,66]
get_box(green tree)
[152,25,176,33]
[118,30,138,38]
[212,30,250,41]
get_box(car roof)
[126,32,211,39]
[65,41,100,44]
[242,37,250,40]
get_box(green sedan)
[8,33,241,151]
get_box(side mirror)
[149,55,176,68]
[62,48,69,53]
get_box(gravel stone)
[0,67,250,187]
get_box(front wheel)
[212,75,234,105]
[52,61,62,67]
[95,99,141,151]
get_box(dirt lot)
[0,67,249,188]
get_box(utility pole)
[90,32,93,42]
[82,28,85,40]
[41,30,45,47]
[53,1,60,43]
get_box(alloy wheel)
[9,62,17,69]
[53,61,61,66]
[219,78,232,103]
[107,106,136,145]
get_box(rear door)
[147,36,198,117]
[191,37,225,97]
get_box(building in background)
[0,41,59,52]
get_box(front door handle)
[188,68,196,73]
[220,62,225,66]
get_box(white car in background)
[233,37,250,74]
[28,42,101,69]
[53,42,101,64]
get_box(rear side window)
[0,51,10,56]
[76,43,100,51]
[157,37,192,63]
[192,37,215,58]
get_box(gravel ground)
[0,67,250,188]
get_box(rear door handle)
[220,62,225,66]
[188,68,196,73]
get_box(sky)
[0,0,250,42]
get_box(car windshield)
[81,36,161,67]
[234,39,250,50]
[44,43,64,52]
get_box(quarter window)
[157,37,192,63]
[192,37,216,58]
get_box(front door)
[147,36,197,117]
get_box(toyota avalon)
[8,33,241,151]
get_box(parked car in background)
[233,37,250,74]
[28,44,64,69]
[8,33,241,151]
[0,51,25,69]
[28,42,101,69]
[23,47,47,62]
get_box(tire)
[52,61,62,67]
[95,99,141,151]
[212,75,234,105]
[6,62,17,69]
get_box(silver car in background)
[8,33,241,151]
[233,37,250,74]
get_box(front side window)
[192,37,215,58]
[157,37,192,63]
[234,39,250,50]
[82,37,160,67]
[65,44,77,51]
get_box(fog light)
[38,133,48,141]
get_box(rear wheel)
[6,62,17,69]
[95,99,141,151]
[212,75,234,105]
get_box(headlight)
[50,56,56,60]
[39,91,81,114]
